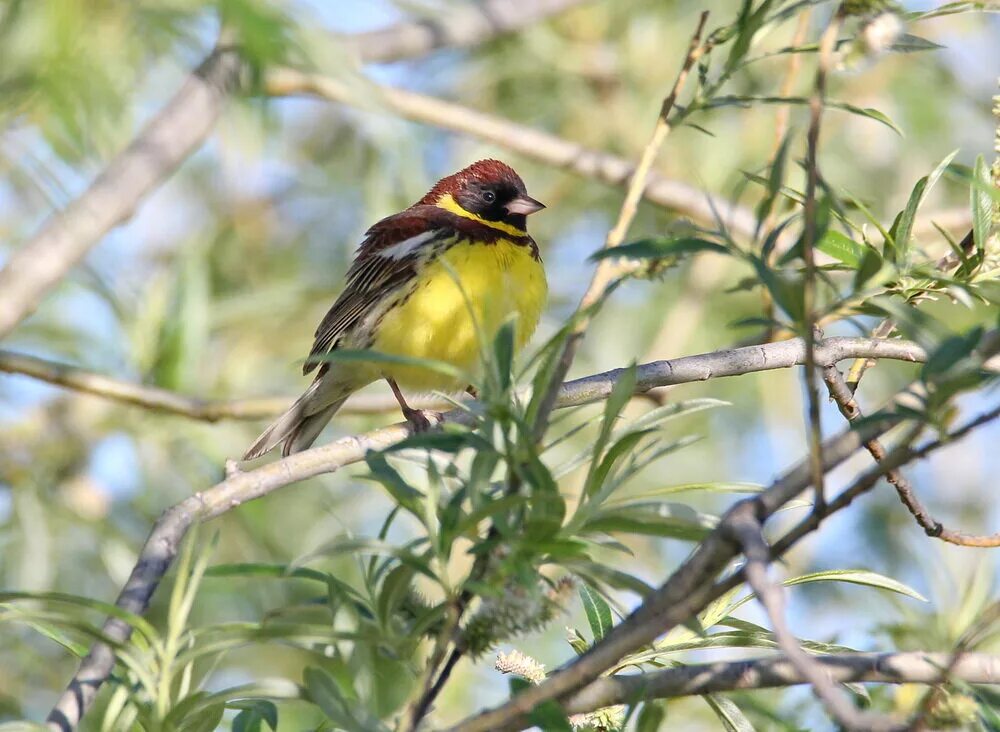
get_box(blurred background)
[1,0,998,728]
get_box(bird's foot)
[403,407,440,433]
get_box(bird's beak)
[505,195,546,216]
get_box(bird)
[243,159,547,460]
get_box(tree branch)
[559,651,1000,715]
[264,64,755,239]
[0,0,588,343]
[7,335,992,429]
[729,511,901,731]
[824,364,1000,547]
[42,333,953,731]
[339,0,593,63]
[801,7,843,515]
[0,45,243,341]
[0,349,444,419]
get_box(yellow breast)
[373,239,547,390]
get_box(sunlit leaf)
[579,584,614,642]
[972,155,996,255]
[590,237,728,262]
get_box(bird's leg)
[465,385,479,399]
[387,378,436,433]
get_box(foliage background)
[0,0,998,729]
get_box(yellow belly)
[373,239,547,390]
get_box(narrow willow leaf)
[816,230,865,268]
[754,130,794,235]
[783,569,927,601]
[606,482,765,506]
[581,502,716,541]
[701,95,902,135]
[704,694,757,732]
[579,584,614,642]
[636,701,667,732]
[230,700,278,732]
[972,155,996,254]
[589,237,728,262]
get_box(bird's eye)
[482,190,496,203]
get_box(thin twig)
[802,8,844,515]
[824,364,1000,547]
[0,349,445,419]
[730,512,902,731]
[529,11,713,443]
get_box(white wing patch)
[376,229,439,260]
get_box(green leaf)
[585,428,656,499]
[817,230,866,268]
[581,502,716,541]
[891,33,945,52]
[783,569,927,602]
[724,0,776,73]
[853,246,884,291]
[295,537,436,581]
[866,296,951,351]
[230,700,278,732]
[921,328,984,381]
[580,584,614,642]
[704,694,756,732]
[750,257,803,321]
[589,237,728,262]
[182,704,225,732]
[701,95,902,135]
[606,482,764,505]
[304,667,387,732]
[364,452,423,518]
[493,318,517,392]
[972,154,996,255]
[561,559,654,596]
[887,177,927,264]
[376,565,415,628]
[754,130,794,235]
[637,700,668,732]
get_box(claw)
[403,407,439,433]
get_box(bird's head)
[419,159,545,233]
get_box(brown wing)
[303,208,452,375]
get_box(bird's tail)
[243,378,354,460]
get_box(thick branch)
[560,651,1000,714]
[0,350,442,419]
[340,0,592,63]
[0,0,586,343]
[264,67,755,238]
[0,46,242,340]
[2,337,940,421]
